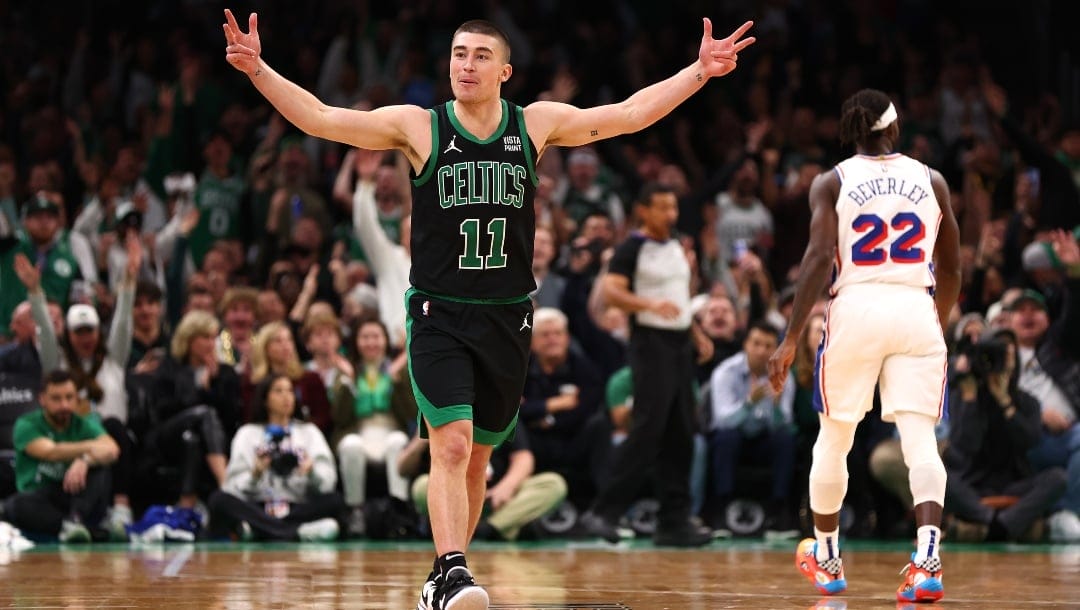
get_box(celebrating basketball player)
[767,89,961,604]
[223,9,754,610]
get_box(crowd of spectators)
[0,0,1078,544]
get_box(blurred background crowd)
[0,0,1079,545]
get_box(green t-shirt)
[189,170,245,268]
[0,233,80,336]
[13,410,106,492]
[605,366,633,411]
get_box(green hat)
[23,194,59,216]
[1006,289,1047,312]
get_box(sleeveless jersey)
[410,99,538,299]
[830,153,941,295]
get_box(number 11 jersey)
[409,98,538,300]
[830,153,941,296]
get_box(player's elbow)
[615,101,648,135]
[803,247,834,273]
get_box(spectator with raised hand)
[127,280,169,371]
[2,254,62,377]
[0,195,88,340]
[982,77,1080,232]
[1009,229,1080,542]
[43,234,140,539]
[345,147,411,350]
[207,373,344,542]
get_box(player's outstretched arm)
[524,19,755,151]
[223,10,428,159]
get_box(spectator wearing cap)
[127,280,169,370]
[38,236,142,539]
[1022,239,1066,299]
[0,195,91,339]
[1008,230,1080,541]
[102,201,155,292]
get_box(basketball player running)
[223,10,754,610]
[767,89,960,604]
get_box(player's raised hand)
[223,9,262,76]
[698,19,755,79]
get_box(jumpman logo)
[519,313,531,332]
[444,134,462,154]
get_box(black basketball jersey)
[410,99,538,300]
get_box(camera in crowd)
[958,336,1009,379]
[257,425,304,476]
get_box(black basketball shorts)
[404,288,533,446]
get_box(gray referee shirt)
[607,232,692,331]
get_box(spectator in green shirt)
[0,369,118,542]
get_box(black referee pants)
[593,326,696,527]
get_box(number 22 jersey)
[830,153,941,296]
[409,99,538,300]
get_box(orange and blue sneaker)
[896,553,943,603]
[795,538,847,596]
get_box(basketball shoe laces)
[899,554,942,587]
[437,566,481,609]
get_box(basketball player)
[767,89,960,604]
[223,10,754,610]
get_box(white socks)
[914,525,941,564]
[814,527,840,562]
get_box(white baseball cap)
[66,304,100,331]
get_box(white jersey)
[830,153,940,295]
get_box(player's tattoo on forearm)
[695,72,703,82]
[255,69,262,76]
[590,129,598,137]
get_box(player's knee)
[430,429,472,465]
[907,458,946,506]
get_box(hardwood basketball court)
[0,539,1076,608]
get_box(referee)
[581,182,715,546]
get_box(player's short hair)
[839,88,894,148]
[453,20,511,62]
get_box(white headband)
[871,103,897,132]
